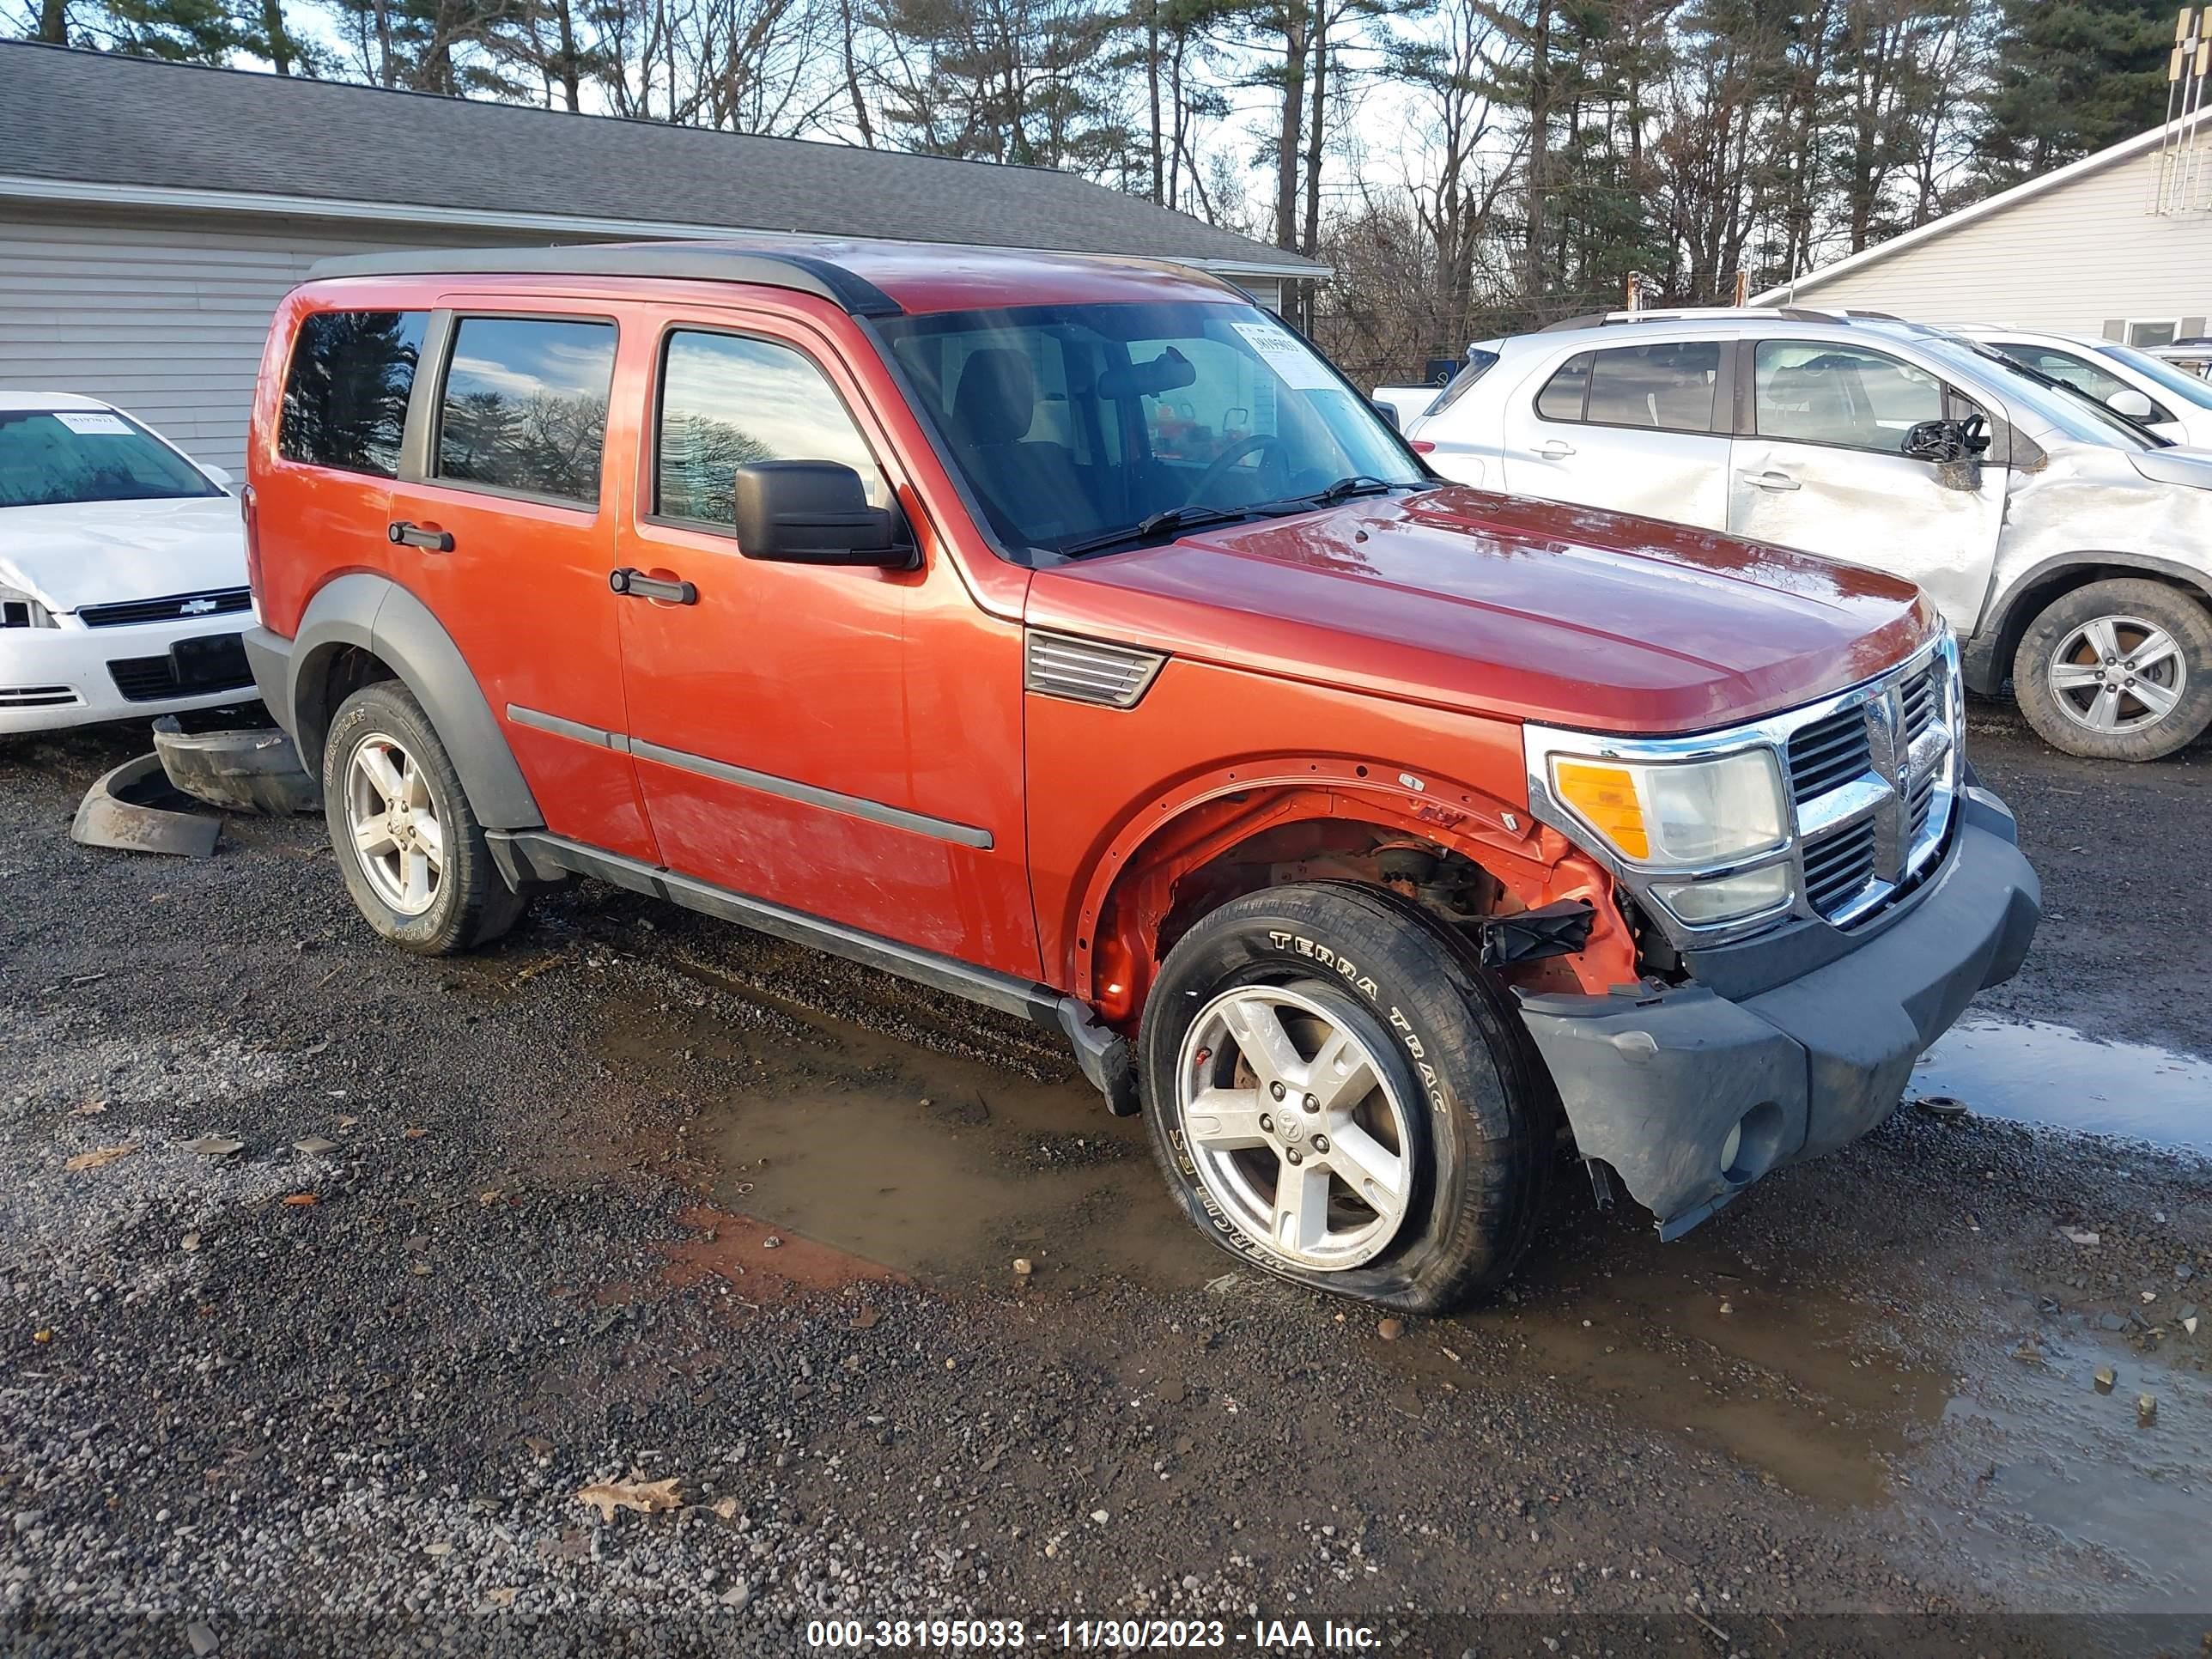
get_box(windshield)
[877,301,1423,558]
[0,409,222,508]
[1917,335,2160,450]
[2094,342,2212,410]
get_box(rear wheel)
[2013,578,2212,761]
[1140,882,1556,1314]
[323,681,526,954]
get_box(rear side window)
[1535,353,1591,421]
[1584,342,1720,431]
[435,316,617,505]
[654,330,889,525]
[1425,348,1501,416]
[278,310,428,477]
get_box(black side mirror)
[731,461,915,568]
[1901,418,1968,463]
[1370,398,1401,432]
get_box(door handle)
[610,568,698,605]
[1534,439,1577,459]
[1741,470,1800,492]
[387,521,454,552]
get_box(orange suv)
[243,241,2040,1312]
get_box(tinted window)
[1754,342,1941,452]
[1584,342,1720,431]
[0,409,222,507]
[656,331,890,524]
[1426,348,1500,416]
[279,309,427,477]
[1535,353,1590,421]
[436,316,616,504]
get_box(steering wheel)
[1186,433,1291,506]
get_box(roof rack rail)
[304,242,905,318]
[1535,304,1895,333]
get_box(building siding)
[1783,145,2212,337]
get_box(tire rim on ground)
[345,732,444,917]
[2047,614,2187,736]
[1176,984,1415,1271]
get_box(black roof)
[0,42,1318,275]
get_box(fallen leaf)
[33,1329,52,1344]
[336,1116,359,1129]
[478,1190,502,1206]
[711,1496,738,1519]
[74,1098,108,1115]
[521,1435,554,1459]
[410,1261,432,1277]
[65,1143,139,1172]
[573,1475,683,1522]
[180,1232,202,1253]
[404,1127,428,1140]
[186,1136,245,1158]
[293,1135,340,1156]
[849,1304,880,1330]
[282,1194,319,1208]
[484,1587,519,1610]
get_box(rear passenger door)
[1499,337,1732,528]
[386,307,660,865]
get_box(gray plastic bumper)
[1517,789,2040,1237]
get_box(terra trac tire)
[1139,881,1557,1314]
[322,679,527,955]
[2012,577,2212,761]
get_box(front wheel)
[1140,882,1557,1314]
[2012,577,2212,761]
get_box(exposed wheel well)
[1986,560,2212,694]
[296,643,399,778]
[1086,791,1640,1023]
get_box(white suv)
[1408,308,2212,762]
[1947,325,2212,447]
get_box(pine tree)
[1981,0,2178,184]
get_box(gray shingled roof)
[0,42,1319,274]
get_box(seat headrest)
[952,348,1037,447]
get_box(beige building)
[1753,107,2212,345]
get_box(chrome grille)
[1900,665,1936,740]
[1024,630,1166,708]
[1787,708,1871,803]
[78,586,252,629]
[1802,819,1877,915]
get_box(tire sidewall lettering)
[1261,929,1449,1121]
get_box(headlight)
[1549,750,1786,866]
[1,586,57,629]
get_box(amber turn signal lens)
[1552,760,1650,860]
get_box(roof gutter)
[0,172,1329,283]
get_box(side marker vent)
[1024,631,1166,709]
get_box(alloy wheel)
[344,732,444,917]
[1176,984,1415,1271]
[2048,614,2187,736]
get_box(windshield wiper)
[1303,474,1403,506]
[1055,503,1272,559]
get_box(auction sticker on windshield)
[1231,319,1337,390]
[53,411,131,436]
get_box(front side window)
[435,316,617,505]
[1994,343,2166,421]
[2095,342,2212,410]
[655,331,890,526]
[278,309,428,478]
[0,409,222,508]
[878,301,1419,556]
[1753,341,1941,452]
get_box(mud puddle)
[596,969,1218,1292]
[1938,1325,2211,1613]
[1913,1018,2212,1150]
[1449,1227,1950,1505]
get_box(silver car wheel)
[2048,614,2187,735]
[345,732,444,917]
[1176,984,1414,1272]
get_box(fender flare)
[284,573,543,830]
[1971,550,2212,693]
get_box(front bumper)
[0,617,259,735]
[1517,787,2040,1237]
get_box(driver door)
[1728,339,2002,631]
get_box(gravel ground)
[1,707,2207,1658]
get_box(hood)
[2128,445,2212,492]
[0,495,246,614]
[1026,485,1936,736]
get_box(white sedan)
[1,392,258,734]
